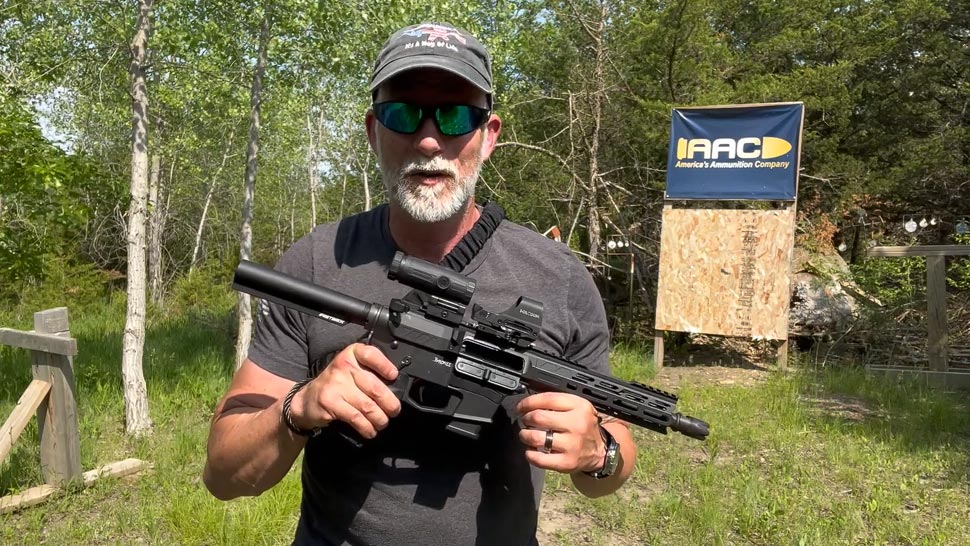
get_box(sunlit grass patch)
[545,355,970,546]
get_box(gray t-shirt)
[249,204,611,546]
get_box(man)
[203,22,637,546]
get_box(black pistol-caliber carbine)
[233,252,709,441]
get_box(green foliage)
[850,255,926,306]
[167,260,237,319]
[947,234,970,292]
[609,342,658,384]
[2,0,968,329]
[0,259,115,328]
[0,95,106,289]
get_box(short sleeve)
[247,236,315,382]
[564,260,611,375]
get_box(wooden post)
[776,340,789,370]
[30,308,82,485]
[627,252,635,323]
[867,245,970,375]
[926,255,948,372]
[653,330,664,369]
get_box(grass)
[1,304,969,545]
[0,295,303,544]
[546,347,970,546]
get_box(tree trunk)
[190,128,235,273]
[584,2,607,265]
[122,0,154,437]
[275,189,287,255]
[290,191,297,245]
[340,175,347,217]
[235,11,271,370]
[147,153,163,303]
[307,111,318,227]
[190,183,216,273]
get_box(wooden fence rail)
[0,307,148,513]
[866,245,970,389]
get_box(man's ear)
[480,114,502,161]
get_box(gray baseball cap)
[369,23,493,95]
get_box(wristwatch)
[584,425,621,479]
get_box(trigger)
[390,373,412,399]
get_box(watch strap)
[584,425,619,479]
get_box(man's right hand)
[288,343,402,439]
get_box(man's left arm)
[561,251,636,497]
[516,393,638,498]
[515,247,638,496]
[569,417,637,498]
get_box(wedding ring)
[542,430,554,453]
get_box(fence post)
[30,307,82,485]
[926,255,949,372]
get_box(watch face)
[602,433,620,476]
[588,426,620,479]
[604,447,619,474]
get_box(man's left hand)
[515,392,605,474]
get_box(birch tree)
[147,153,165,302]
[568,0,609,264]
[235,8,272,370]
[189,127,236,272]
[122,0,154,436]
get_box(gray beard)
[381,156,482,224]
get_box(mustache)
[399,158,459,180]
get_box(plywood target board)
[655,208,795,340]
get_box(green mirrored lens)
[379,103,422,133]
[436,105,477,136]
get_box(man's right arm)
[202,359,307,500]
[203,344,402,500]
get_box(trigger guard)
[403,380,462,416]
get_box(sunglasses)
[373,102,490,137]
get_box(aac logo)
[676,137,792,160]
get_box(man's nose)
[412,117,443,157]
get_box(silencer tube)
[233,261,375,327]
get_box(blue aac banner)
[666,103,803,200]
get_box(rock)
[788,248,859,336]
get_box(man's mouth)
[405,169,453,185]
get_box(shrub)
[947,234,970,292]
[167,261,237,320]
[0,257,113,326]
[850,254,925,307]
